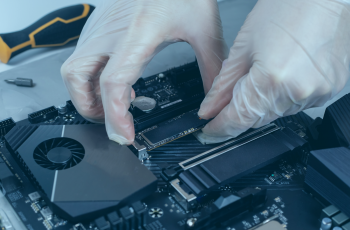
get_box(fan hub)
[47,147,72,164]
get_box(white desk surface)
[0,2,95,229]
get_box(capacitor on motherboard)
[320,217,332,230]
[131,96,157,112]
[332,227,342,230]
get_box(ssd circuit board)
[135,109,209,151]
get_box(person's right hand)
[61,0,228,145]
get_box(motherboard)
[1,61,350,230]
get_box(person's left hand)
[197,0,350,144]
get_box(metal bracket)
[170,178,197,211]
[132,141,149,160]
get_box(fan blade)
[72,154,83,161]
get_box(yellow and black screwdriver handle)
[0,4,95,64]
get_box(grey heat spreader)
[5,125,157,222]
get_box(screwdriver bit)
[4,78,33,87]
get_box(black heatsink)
[318,93,350,149]
[4,125,157,222]
[305,147,350,217]
[33,137,85,170]
[176,128,307,196]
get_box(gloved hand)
[198,0,350,144]
[61,0,228,145]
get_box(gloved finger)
[198,42,251,120]
[200,72,258,139]
[99,35,167,145]
[201,55,309,139]
[131,88,136,102]
[61,0,140,125]
[61,56,108,123]
[186,0,228,93]
[201,62,283,139]
[201,56,342,139]
[197,6,258,119]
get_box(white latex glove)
[198,0,350,144]
[61,0,228,145]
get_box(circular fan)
[33,138,85,170]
